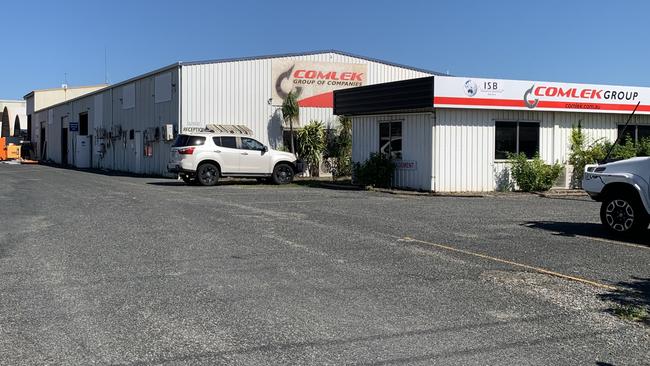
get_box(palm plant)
[296,120,326,177]
[281,91,299,154]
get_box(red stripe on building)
[433,97,650,112]
[298,92,334,108]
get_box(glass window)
[619,125,650,143]
[213,136,237,148]
[519,123,540,158]
[240,137,265,151]
[495,122,517,159]
[618,125,635,143]
[638,126,650,141]
[173,134,205,147]
[379,122,402,159]
[495,121,540,159]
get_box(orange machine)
[0,138,20,160]
[7,144,21,159]
[0,137,6,160]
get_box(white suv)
[583,157,650,235]
[167,133,304,186]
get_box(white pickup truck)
[583,157,650,235]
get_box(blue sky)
[2,0,649,100]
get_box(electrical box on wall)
[96,128,107,139]
[145,127,156,142]
[163,124,174,141]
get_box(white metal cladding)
[433,108,650,192]
[434,109,555,192]
[351,113,434,191]
[180,52,433,149]
[36,68,180,175]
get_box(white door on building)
[135,131,142,173]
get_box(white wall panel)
[352,113,433,191]
[37,68,180,174]
[181,52,433,149]
[434,109,555,192]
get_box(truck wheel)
[600,193,649,235]
[196,163,220,186]
[272,163,294,184]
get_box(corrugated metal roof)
[180,49,446,76]
[32,50,443,114]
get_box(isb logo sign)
[464,80,478,97]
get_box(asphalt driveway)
[1,164,649,365]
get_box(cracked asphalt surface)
[1,164,649,365]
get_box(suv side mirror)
[261,145,268,153]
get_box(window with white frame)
[379,121,402,159]
[495,121,540,159]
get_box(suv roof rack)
[204,124,254,135]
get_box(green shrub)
[637,137,650,156]
[296,120,326,177]
[324,116,353,179]
[508,153,563,192]
[568,123,606,187]
[604,137,637,160]
[353,153,395,188]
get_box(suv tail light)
[178,147,196,155]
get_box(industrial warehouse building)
[29,50,439,175]
[334,76,650,192]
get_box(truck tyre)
[196,163,220,186]
[272,163,294,184]
[600,193,649,235]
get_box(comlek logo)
[464,80,478,97]
[524,85,539,109]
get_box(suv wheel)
[600,193,649,235]
[196,163,220,186]
[272,163,294,185]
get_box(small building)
[29,50,440,175]
[24,85,109,159]
[334,76,650,192]
[0,100,27,139]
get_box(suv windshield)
[173,135,206,147]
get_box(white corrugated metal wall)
[434,109,554,192]
[35,68,180,175]
[180,52,433,148]
[352,108,649,192]
[435,109,650,192]
[352,113,433,190]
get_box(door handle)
[241,152,249,155]
[213,150,221,153]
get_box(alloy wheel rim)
[277,167,293,183]
[201,167,217,184]
[605,199,634,232]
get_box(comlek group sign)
[434,76,650,114]
[272,60,367,107]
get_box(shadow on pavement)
[522,221,650,246]
[600,277,650,326]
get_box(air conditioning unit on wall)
[162,124,174,141]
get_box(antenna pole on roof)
[104,47,108,84]
[602,101,640,163]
